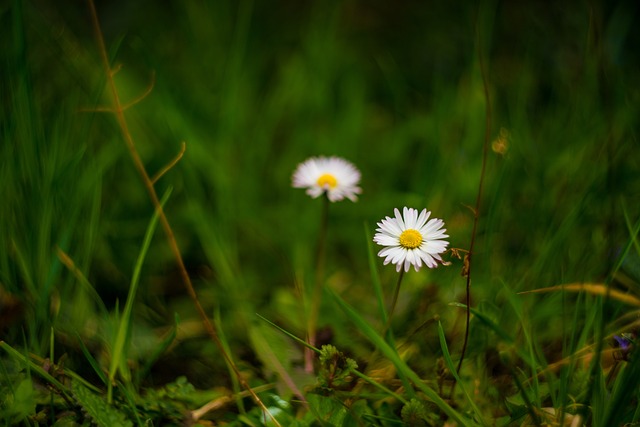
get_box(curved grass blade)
[364,223,387,327]
[135,312,180,384]
[108,187,172,402]
[328,289,476,427]
[76,332,108,386]
[449,301,514,344]
[519,283,640,307]
[601,318,640,425]
[437,321,487,426]
[0,341,69,397]
[249,321,307,403]
[0,341,103,400]
[256,313,319,352]
[449,301,536,368]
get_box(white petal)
[402,207,412,227]
[417,250,437,268]
[306,187,323,198]
[423,240,449,254]
[394,208,405,230]
[378,247,398,258]
[404,208,416,229]
[405,249,415,266]
[414,251,423,268]
[416,209,430,229]
[374,235,399,246]
[404,259,412,272]
[379,218,403,236]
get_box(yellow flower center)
[399,229,423,249]
[316,173,338,189]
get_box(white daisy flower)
[292,156,362,202]
[374,207,449,272]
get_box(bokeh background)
[2,0,639,394]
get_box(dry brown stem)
[87,1,280,423]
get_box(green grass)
[2,0,640,425]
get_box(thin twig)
[191,383,276,421]
[120,71,156,110]
[451,9,492,398]
[87,1,279,424]
[151,141,186,184]
[78,71,155,113]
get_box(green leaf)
[72,380,133,427]
[5,378,36,423]
[307,393,350,426]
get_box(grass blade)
[76,332,108,386]
[136,312,180,384]
[437,321,487,426]
[601,326,640,426]
[108,187,172,401]
[519,283,640,307]
[256,313,319,352]
[364,223,387,326]
[0,341,68,396]
[328,289,476,426]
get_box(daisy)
[374,207,449,272]
[292,156,362,202]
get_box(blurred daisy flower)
[374,207,449,272]
[292,156,362,202]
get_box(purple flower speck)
[614,335,631,351]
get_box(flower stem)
[382,269,405,340]
[450,10,491,400]
[388,269,405,323]
[305,194,329,372]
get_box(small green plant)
[401,398,429,427]
[72,380,133,427]
[316,344,358,391]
